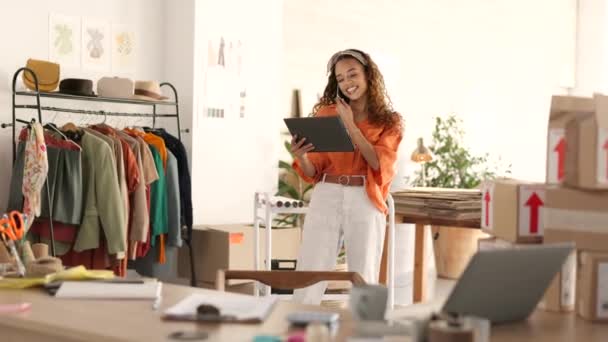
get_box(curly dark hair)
[313,49,402,130]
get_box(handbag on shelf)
[22,59,60,92]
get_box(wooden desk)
[491,310,608,342]
[0,284,350,342]
[379,214,480,303]
[1,284,606,341]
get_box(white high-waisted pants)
[292,180,386,305]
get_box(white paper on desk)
[55,280,161,300]
[164,292,279,322]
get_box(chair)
[216,270,366,292]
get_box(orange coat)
[293,105,402,214]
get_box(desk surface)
[1,283,607,342]
[0,283,350,342]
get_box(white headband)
[326,50,368,74]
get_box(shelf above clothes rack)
[14,90,178,106]
[1,67,196,286]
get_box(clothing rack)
[1,67,197,286]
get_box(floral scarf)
[22,122,48,230]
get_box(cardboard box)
[544,187,608,253]
[577,251,608,321]
[565,94,608,190]
[546,95,594,184]
[177,224,301,283]
[480,179,546,243]
[540,250,577,312]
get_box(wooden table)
[1,283,607,341]
[0,284,350,342]
[379,214,480,303]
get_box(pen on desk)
[153,282,163,311]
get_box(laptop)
[441,243,574,323]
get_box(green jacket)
[73,132,126,254]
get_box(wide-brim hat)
[131,80,168,101]
[58,78,97,97]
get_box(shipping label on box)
[548,128,566,184]
[546,95,595,185]
[481,179,545,243]
[561,251,577,308]
[480,183,495,231]
[540,249,576,312]
[518,186,546,237]
[598,262,608,319]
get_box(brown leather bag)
[22,59,60,92]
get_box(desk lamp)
[411,137,433,187]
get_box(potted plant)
[413,115,510,279]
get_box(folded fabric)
[0,266,114,289]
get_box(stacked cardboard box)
[542,94,608,321]
[477,176,569,310]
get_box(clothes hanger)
[43,122,70,141]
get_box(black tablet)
[284,116,355,152]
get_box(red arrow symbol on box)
[525,192,544,234]
[554,138,566,181]
[484,191,491,227]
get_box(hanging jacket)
[73,131,126,255]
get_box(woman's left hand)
[336,97,355,128]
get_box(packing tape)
[26,257,63,277]
[545,208,608,233]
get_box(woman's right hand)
[290,135,315,159]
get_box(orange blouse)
[292,105,403,214]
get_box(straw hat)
[131,80,168,101]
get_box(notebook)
[163,292,279,323]
[54,280,161,300]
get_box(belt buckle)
[338,175,350,186]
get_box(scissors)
[0,211,26,277]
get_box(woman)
[291,49,403,304]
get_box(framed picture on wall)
[49,13,81,68]
[81,18,110,71]
[111,24,136,74]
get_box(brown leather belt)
[323,174,366,186]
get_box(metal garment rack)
[1,67,197,286]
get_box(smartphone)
[336,83,349,103]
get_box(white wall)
[0,0,165,211]
[163,0,195,161]
[574,0,608,96]
[191,0,283,224]
[283,0,576,185]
